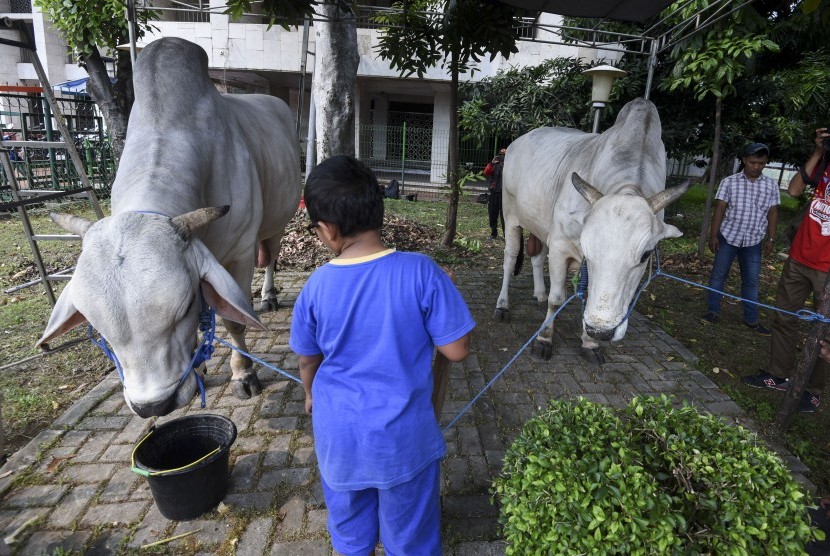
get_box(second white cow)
[36,37,301,417]
[495,98,688,364]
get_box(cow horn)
[647,180,691,213]
[171,206,230,239]
[50,213,93,237]
[571,173,604,206]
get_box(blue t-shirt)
[289,250,476,490]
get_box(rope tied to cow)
[651,250,830,324]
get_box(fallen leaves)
[276,209,440,271]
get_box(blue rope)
[652,251,830,324]
[441,294,578,433]
[87,326,124,382]
[214,337,302,383]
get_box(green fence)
[296,124,507,193]
[0,92,116,204]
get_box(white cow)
[495,98,688,364]
[36,37,301,417]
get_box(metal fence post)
[42,97,59,189]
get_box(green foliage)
[373,0,520,78]
[495,395,822,554]
[664,26,779,101]
[33,0,157,56]
[458,58,592,144]
[225,0,316,30]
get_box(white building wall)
[431,88,451,182]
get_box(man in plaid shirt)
[702,142,779,334]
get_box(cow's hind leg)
[530,248,548,306]
[260,264,279,311]
[495,222,523,322]
[223,318,263,399]
[258,240,280,311]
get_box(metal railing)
[0,93,116,204]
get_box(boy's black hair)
[304,155,384,237]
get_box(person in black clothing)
[488,148,506,239]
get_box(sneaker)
[744,321,771,336]
[800,391,821,413]
[701,312,719,324]
[742,372,789,391]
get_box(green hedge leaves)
[493,395,822,555]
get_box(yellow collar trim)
[330,248,396,265]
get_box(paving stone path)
[0,267,811,555]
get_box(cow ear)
[200,260,269,332]
[661,223,683,240]
[36,283,88,349]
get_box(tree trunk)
[697,96,723,256]
[441,49,460,247]
[313,1,359,161]
[81,48,132,166]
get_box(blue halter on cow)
[36,37,301,417]
[495,98,689,364]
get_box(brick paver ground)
[0,266,812,555]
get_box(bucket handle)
[130,427,222,477]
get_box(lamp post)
[582,65,627,134]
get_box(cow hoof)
[231,375,263,399]
[530,339,553,361]
[581,347,605,366]
[494,307,510,322]
[260,296,279,312]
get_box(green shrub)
[494,395,822,555]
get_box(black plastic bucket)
[131,414,237,521]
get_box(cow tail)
[513,228,524,277]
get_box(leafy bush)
[494,395,822,555]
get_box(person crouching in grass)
[290,155,476,555]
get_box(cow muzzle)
[585,318,629,342]
[585,324,617,342]
[129,396,176,418]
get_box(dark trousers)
[488,192,504,237]
[770,258,830,393]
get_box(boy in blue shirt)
[290,155,476,555]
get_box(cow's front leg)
[580,326,604,366]
[495,222,523,322]
[531,248,569,361]
[260,263,279,312]
[223,318,263,399]
[530,306,556,360]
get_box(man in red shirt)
[743,127,830,412]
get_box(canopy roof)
[497,0,676,23]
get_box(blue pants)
[322,459,442,556]
[706,232,762,324]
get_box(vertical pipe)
[297,17,310,139]
[644,38,658,100]
[42,97,58,189]
[126,0,138,67]
[400,121,406,193]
